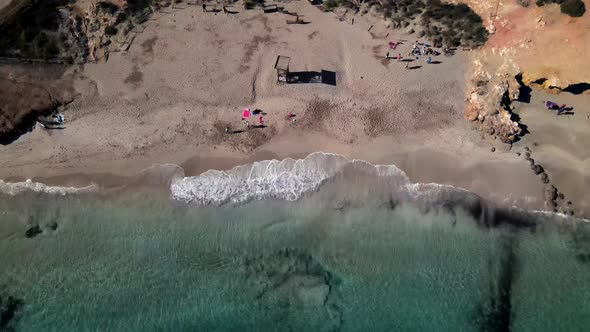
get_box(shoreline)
[1,139,549,214]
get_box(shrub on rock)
[560,0,586,17]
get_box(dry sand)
[0,2,587,215]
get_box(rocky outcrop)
[465,50,522,144]
[0,77,75,144]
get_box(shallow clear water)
[1,182,590,331]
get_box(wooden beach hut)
[274,55,290,84]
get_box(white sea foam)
[170,152,415,205]
[0,179,97,196]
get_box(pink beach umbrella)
[242,109,251,119]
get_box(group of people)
[225,109,299,134]
[385,40,443,67]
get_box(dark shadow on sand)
[558,111,575,116]
[515,73,532,103]
[287,70,336,86]
[562,83,590,95]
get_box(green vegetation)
[536,0,586,17]
[336,0,489,48]
[105,25,118,35]
[516,0,530,7]
[126,0,154,13]
[560,0,586,17]
[0,0,70,59]
[324,0,343,11]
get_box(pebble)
[516,152,521,156]
[525,152,531,157]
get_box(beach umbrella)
[242,109,251,118]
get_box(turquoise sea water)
[1,157,590,331]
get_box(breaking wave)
[0,179,97,196]
[170,152,468,205]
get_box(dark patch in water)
[474,236,518,332]
[25,225,42,238]
[569,225,590,264]
[243,248,343,330]
[47,221,58,231]
[0,292,24,332]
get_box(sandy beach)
[0,1,588,215]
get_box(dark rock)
[540,172,548,181]
[25,225,42,238]
[491,147,496,152]
[542,178,550,184]
[525,152,531,157]
[524,146,531,152]
[0,294,24,331]
[334,200,350,211]
[531,164,543,174]
[516,152,521,156]
[47,221,58,231]
[528,158,535,165]
[544,185,558,201]
[558,193,565,200]
[567,201,572,205]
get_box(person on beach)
[426,57,432,64]
[397,53,402,61]
[258,116,264,126]
[545,101,558,110]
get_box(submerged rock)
[0,292,24,331]
[25,225,42,238]
[531,164,543,174]
[242,248,342,331]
